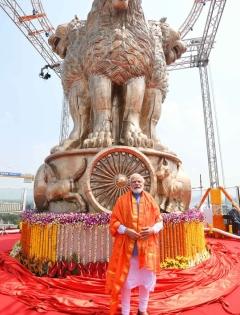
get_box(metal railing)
[0,202,22,213]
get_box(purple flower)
[162,208,205,224]
[21,210,111,227]
[21,208,205,227]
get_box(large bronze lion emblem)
[49,0,186,152]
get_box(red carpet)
[0,233,20,252]
[1,234,240,315]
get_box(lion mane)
[67,0,155,87]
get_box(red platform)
[1,233,240,315]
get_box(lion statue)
[49,0,186,151]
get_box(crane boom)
[169,0,227,71]
[179,0,207,39]
[0,0,61,77]
[198,0,226,63]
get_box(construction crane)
[0,0,67,141]
[0,0,61,75]
[167,0,227,189]
[0,0,227,189]
[178,0,206,38]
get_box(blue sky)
[0,0,239,190]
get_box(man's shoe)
[137,311,148,315]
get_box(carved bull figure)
[156,158,191,212]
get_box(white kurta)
[124,256,156,291]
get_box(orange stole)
[106,190,161,314]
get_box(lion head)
[160,21,187,65]
[48,16,85,59]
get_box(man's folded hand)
[125,228,140,240]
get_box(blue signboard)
[0,171,22,177]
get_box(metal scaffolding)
[199,66,219,187]
[168,0,227,188]
[0,0,61,75]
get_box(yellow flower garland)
[21,220,207,270]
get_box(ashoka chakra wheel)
[87,147,155,212]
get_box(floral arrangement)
[10,240,21,257]
[161,208,205,224]
[17,208,207,277]
[21,210,110,228]
[47,257,108,278]
[160,256,189,269]
[14,250,108,278]
[21,208,205,226]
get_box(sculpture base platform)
[34,146,184,213]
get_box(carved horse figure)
[34,158,87,211]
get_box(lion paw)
[123,130,153,148]
[83,131,113,148]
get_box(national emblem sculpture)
[17,0,212,280]
[34,0,190,213]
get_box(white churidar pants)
[121,256,156,315]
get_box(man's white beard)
[131,188,143,194]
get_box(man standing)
[106,173,163,315]
[228,205,240,234]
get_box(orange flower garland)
[19,209,208,276]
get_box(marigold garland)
[18,208,208,276]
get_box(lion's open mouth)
[112,0,129,11]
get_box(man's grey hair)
[129,173,145,183]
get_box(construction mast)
[169,0,227,188]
